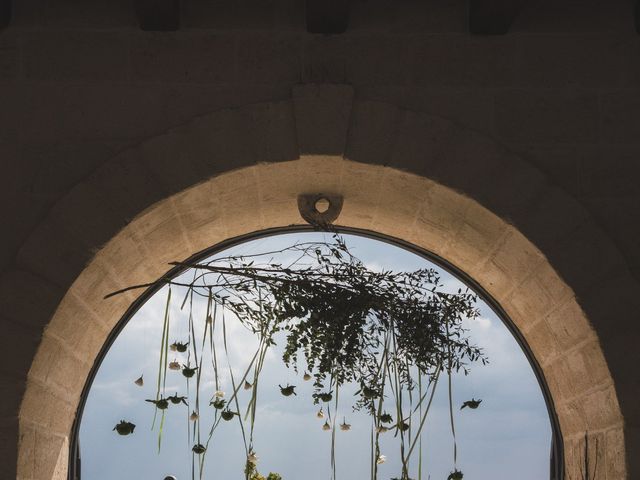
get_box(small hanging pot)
[279,384,296,396]
[192,444,206,455]
[221,409,238,421]
[113,420,136,436]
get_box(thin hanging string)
[198,289,215,480]
[418,373,423,480]
[405,365,441,462]
[210,292,219,390]
[370,421,375,480]
[161,287,172,395]
[156,286,171,452]
[407,357,414,453]
[187,287,196,480]
[330,381,340,480]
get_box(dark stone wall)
[0,1,639,478]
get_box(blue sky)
[79,232,552,480]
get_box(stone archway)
[16,86,629,479]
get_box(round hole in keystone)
[314,197,331,214]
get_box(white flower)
[376,426,389,434]
[247,451,259,465]
[168,360,181,371]
[322,421,331,431]
[376,454,387,464]
[316,408,324,419]
[303,372,312,381]
[190,411,199,421]
[134,375,144,387]
[214,390,225,398]
[340,418,351,431]
[244,380,252,390]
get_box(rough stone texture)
[0,1,639,478]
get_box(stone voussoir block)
[91,228,160,293]
[387,109,456,176]
[128,202,193,272]
[410,179,470,256]
[442,200,510,274]
[550,222,629,307]
[88,148,168,226]
[605,426,627,479]
[17,423,36,479]
[0,269,63,330]
[19,380,75,435]
[33,428,68,480]
[46,177,129,257]
[16,215,94,291]
[556,402,588,438]
[507,263,573,327]
[516,185,591,254]
[372,168,435,229]
[44,295,109,360]
[475,226,545,301]
[337,160,387,230]
[522,317,564,369]
[345,100,402,167]
[142,107,264,193]
[544,298,596,351]
[41,345,90,405]
[574,384,624,431]
[293,83,354,156]
[171,182,229,251]
[242,100,299,164]
[67,255,129,320]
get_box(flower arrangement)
[108,235,485,480]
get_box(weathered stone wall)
[0,1,639,478]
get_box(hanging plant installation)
[107,234,487,480]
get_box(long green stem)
[448,369,457,468]
[331,382,340,480]
[222,310,249,457]
[405,367,441,461]
[445,319,458,469]
[153,287,172,438]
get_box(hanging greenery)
[108,235,487,480]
